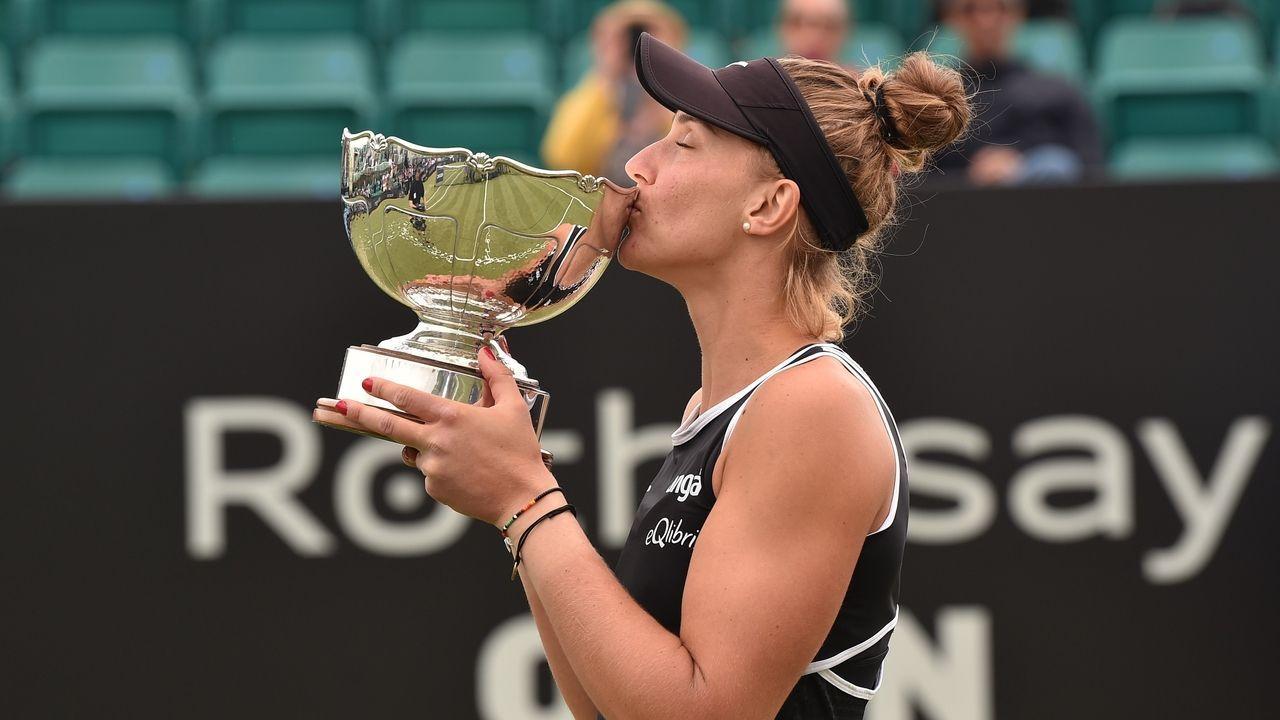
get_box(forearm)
[519,568,599,718]
[508,510,715,720]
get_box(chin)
[616,231,671,283]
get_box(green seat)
[911,25,962,64]
[687,28,731,67]
[841,23,904,68]
[205,36,376,157]
[388,32,553,162]
[397,0,557,34]
[0,50,12,163]
[22,37,196,174]
[739,22,904,68]
[189,156,337,197]
[1095,18,1266,143]
[195,0,380,36]
[20,0,195,37]
[1265,79,1280,150]
[1014,19,1085,83]
[5,157,175,199]
[2,1,15,49]
[1111,135,1280,180]
[912,21,1083,80]
[1074,1,1274,46]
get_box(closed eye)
[675,141,692,149]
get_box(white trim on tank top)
[715,344,902,537]
[670,343,819,445]
[817,665,883,700]
[805,609,898,674]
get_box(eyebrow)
[674,112,720,136]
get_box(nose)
[625,140,657,188]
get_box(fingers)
[402,446,419,467]
[478,346,523,408]
[363,376,457,421]
[317,398,426,447]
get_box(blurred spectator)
[933,0,1103,185]
[777,0,850,63]
[541,0,687,181]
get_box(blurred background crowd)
[0,0,1276,200]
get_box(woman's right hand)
[584,179,638,257]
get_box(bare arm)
[520,570,599,719]
[516,387,700,719]
[504,362,894,718]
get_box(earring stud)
[742,221,751,233]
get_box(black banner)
[4,180,1277,719]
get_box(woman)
[315,33,970,720]
[541,0,687,179]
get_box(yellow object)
[541,72,621,177]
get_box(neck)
[674,255,821,411]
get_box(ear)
[744,177,801,237]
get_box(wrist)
[494,469,560,532]
[504,497,559,551]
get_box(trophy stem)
[378,318,497,370]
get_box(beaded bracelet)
[511,503,577,581]
[499,487,564,536]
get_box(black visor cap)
[633,32,869,251]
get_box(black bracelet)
[510,503,577,581]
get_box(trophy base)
[316,345,553,466]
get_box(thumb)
[478,344,523,408]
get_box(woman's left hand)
[312,344,556,526]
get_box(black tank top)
[613,343,909,719]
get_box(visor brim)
[634,33,766,144]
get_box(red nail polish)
[362,378,373,393]
[335,400,348,415]
[481,346,496,361]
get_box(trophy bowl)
[318,129,617,453]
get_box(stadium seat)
[1013,19,1085,83]
[738,22,904,68]
[1095,18,1266,143]
[388,32,553,162]
[1266,79,1280,150]
[0,49,12,163]
[22,37,197,174]
[912,21,1084,81]
[396,0,557,34]
[688,28,732,66]
[1,1,14,50]
[204,35,376,158]
[1111,135,1280,180]
[6,157,175,199]
[194,0,385,39]
[188,156,336,197]
[19,0,196,38]
[1271,29,1280,148]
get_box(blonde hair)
[769,53,972,341]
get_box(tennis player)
[315,32,970,720]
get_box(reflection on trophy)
[316,129,621,460]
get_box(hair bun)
[876,52,970,157]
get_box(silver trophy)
[317,129,619,460]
